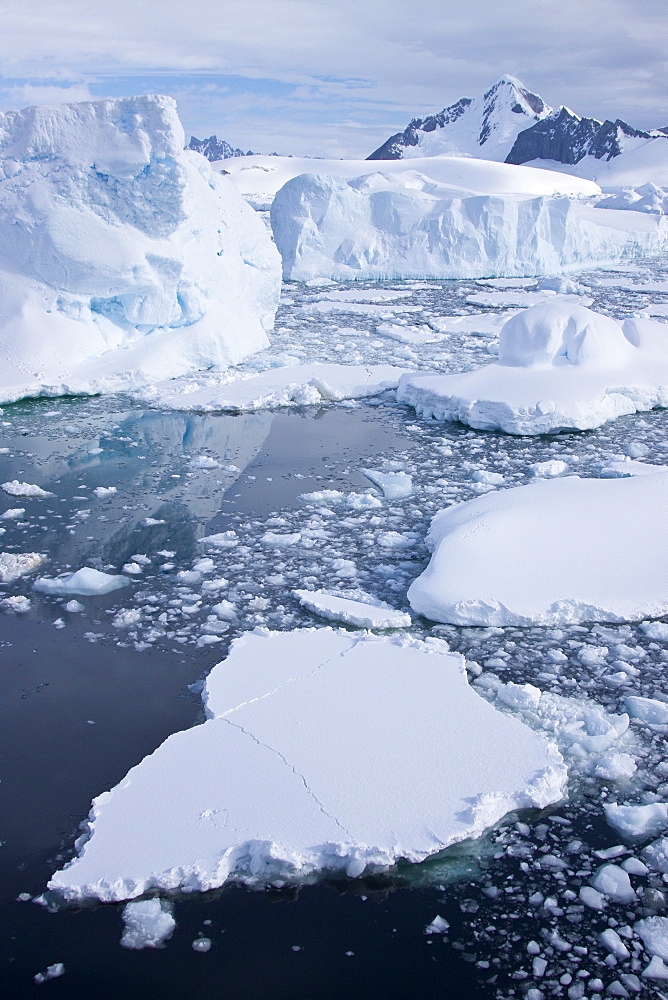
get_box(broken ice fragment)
[34,567,130,596]
[293,590,411,629]
[120,899,175,950]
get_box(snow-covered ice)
[34,566,130,596]
[398,301,668,434]
[0,95,281,404]
[48,628,565,902]
[362,468,413,499]
[604,802,668,841]
[293,590,411,628]
[136,363,408,412]
[0,551,45,583]
[408,473,668,626]
[2,480,52,498]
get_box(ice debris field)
[2,93,668,999]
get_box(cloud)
[0,81,95,110]
[0,0,666,155]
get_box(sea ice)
[2,480,52,498]
[120,899,175,950]
[397,301,668,434]
[0,95,281,404]
[34,567,130,596]
[604,802,668,841]
[137,363,408,412]
[408,473,668,626]
[642,838,668,874]
[362,469,413,500]
[624,696,668,725]
[590,864,636,903]
[465,290,591,309]
[634,917,668,961]
[48,628,565,902]
[293,590,411,628]
[0,552,46,583]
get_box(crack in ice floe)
[220,716,355,840]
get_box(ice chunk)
[0,507,25,519]
[600,459,668,479]
[579,886,607,910]
[643,955,668,979]
[635,917,668,960]
[591,864,636,903]
[397,302,668,434]
[48,629,565,902]
[531,460,568,478]
[408,473,668,626]
[0,95,281,405]
[34,963,65,984]
[642,622,668,641]
[624,696,668,725]
[599,928,631,958]
[424,915,450,935]
[120,899,175,950]
[293,590,411,629]
[594,752,637,780]
[138,363,408,412]
[604,802,668,841]
[93,486,117,498]
[362,469,413,500]
[34,567,130,596]
[0,552,46,583]
[1,595,31,613]
[642,838,668,874]
[2,480,52,497]
[260,531,301,547]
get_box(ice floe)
[0,551,46,583]
[120,899,175,950]
[34,567,130,596]
[48,628,565,902]
[136,363,408,412]
[0,95,281,404]
[293,590,411,628]
[397,301,668,433]
[408,473,668,626]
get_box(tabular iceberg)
[0,95,281,404]
[408,473,668,627]
[270,169,668,281]
[397,301,668,434]
[48,628,564,902]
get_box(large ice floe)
[269,161,668,281]
[408,472,668,627]
[48,628,565,902]
[398,300,668,434]
[0,95,281,404]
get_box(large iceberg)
[48,628,564,902]
[408,472,668,627]
[270,169,668,281]
[0,95,281,403]
[397,301,668,434]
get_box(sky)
[0,0,666,158]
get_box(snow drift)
[48,628,565,902]
[408,472,668,627]
[397,301,668,434]
[270,169,668,281]
[0,95,281,404]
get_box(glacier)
[0,95,282,404]
[270,169,668,282]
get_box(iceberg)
[0,95,281,404]
[397,301,668,434]
[33,567,130,596]
[270,169,668,282]
[48,628,565,902]
[408,473,668,627]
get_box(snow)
[33,566,130,596]
[293,590,411,628]
[270,169,668,281]
[397,302,668,434]
[407,473,668,626]
[0,94,281,405]
[48,628,565,902]
[604,802,668,841]
[136,363,408,412]
[120,899,175,950]
[0,552,45,583]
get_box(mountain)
[367,76,668,178]
[188,135,253,161]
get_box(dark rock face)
[188,135,252,161]
[506,109,657,165]
[367,99,474,159]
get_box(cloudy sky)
[1,0,666,157]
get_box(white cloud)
[0,0,666,155]
[1,82,95,110]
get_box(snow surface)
[271,171,668,282]
[293,590,411,628]
[397,301,668,434]
[408,473,668,626]
[33,567,130,596]
[48,628,565,902]
[0,95,281,404]
[135,363,408,411]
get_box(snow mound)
[34,566,130,596]
[397,302,668,434]
[0,95,281,404]
[408,473,668,627]
[270,171,668,281]
[48,628,565,902]
[293,590,411,628]
[136,363,408,412]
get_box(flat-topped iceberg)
[408,472,668,627]
[398,301,668,434]
[270,169,668,281]
[0,95,281,404]
[48,628,565,902]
